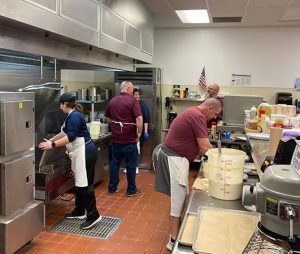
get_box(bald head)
[207,83,220,98]
[198,98,222,120]
[120,81,134,94]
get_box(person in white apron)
[105,81,143,196]
[38,92,102,230]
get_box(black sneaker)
[80,215,102,230]
[127,189,142,197]
[65,210,86,219]
[108,187,119,196]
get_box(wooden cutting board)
[193,209,260,254]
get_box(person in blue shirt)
[133,88,150,172]
[133,88,150,144]
[38,92,102,230]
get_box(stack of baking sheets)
[177,207,260,254]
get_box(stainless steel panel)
[126,23,141,49]
[0,24,136,71]
[0,100,34,155]
[0,61,61,93]
[141,33,153,55]
[0,0,98,47]
[94,137,110,184]
[0,201,45,254]
[0,0,153,65]
[102,0,154,37]
[101,7,125,42]
[61,0,98,30]
[18,83,62,130]
[223,95,263,126]
[0,154,34,216]
[24,0,57,12]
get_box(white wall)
[153,27,300,88]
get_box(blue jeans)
[109,143,139,195]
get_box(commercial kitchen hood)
[0,10,142,72]
[18,82,62,129]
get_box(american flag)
[198,67,206,90]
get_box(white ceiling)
[141,0,300,28]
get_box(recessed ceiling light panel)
[175,9,210,23]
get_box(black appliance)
[168,112,177,128]
[275,92,293,105]
[274,136,300,164]
[295,99,300,114]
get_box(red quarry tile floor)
[15,169,199,254]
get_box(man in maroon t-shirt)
[105,81,143,197]
[152,98,222,251]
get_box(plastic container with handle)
[208,148,246,200]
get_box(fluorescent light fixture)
[175,9,209,23]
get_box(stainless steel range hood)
[0,13,138,72]
[18,82,62,129]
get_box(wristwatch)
[51,141,56,148]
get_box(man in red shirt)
[152,98,222,251]
[105,81,143,197]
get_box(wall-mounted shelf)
[172,98,204,103]
[76,100,107,104]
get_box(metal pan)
[192,207,260,254]
[177,212,197,246]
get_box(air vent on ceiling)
[212,17,242,23]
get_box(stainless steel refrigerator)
[115,67,162,170]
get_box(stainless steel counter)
[172,189,253,253]
[93,132,112,144]
[93,133,111,184]
[173,138,265,254]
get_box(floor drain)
[50,216,122,239]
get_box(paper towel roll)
[268,127,283,157]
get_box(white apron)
[61,119,88,187]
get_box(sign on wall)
[231,74,251,86]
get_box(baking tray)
[192,207,260,254]
[177,212,197,246]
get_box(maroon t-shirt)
[105,92,141,144]
[164,106,208,162]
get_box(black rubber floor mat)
[50,216,122,239]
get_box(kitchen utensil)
[77,88,88,100]
[89,87,97,101]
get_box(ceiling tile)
[248,0,291,7]
[244,7,286,23]
[290,0,300,6]
[153,13,182,27]
[140,0,171,14]
[208,0,248,17]
[280,6,300,21]
[166,0,207,10]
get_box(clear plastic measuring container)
[89,121,100,140]
[208,148,246,200]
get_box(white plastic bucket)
[208,148,246,200]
